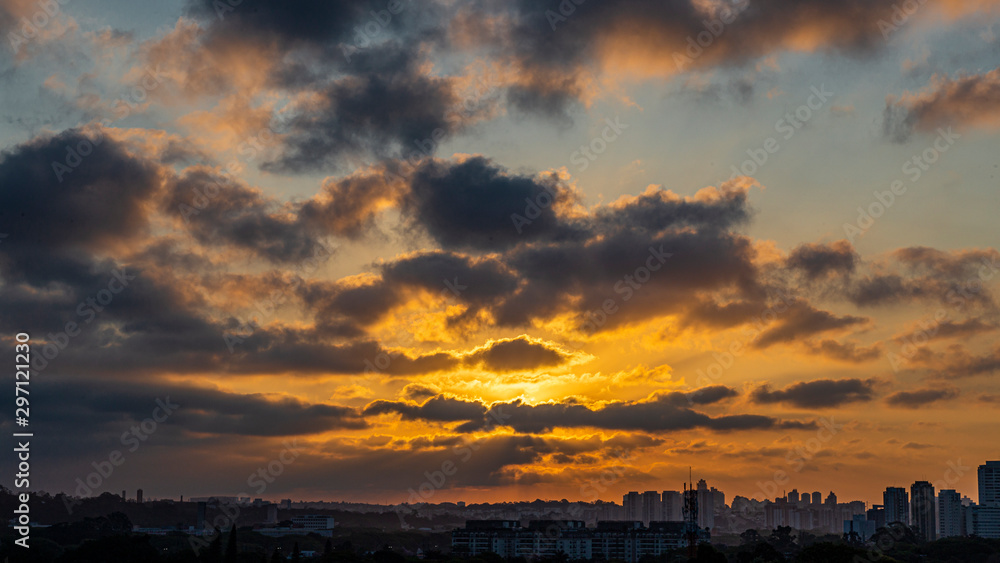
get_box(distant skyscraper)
[911,481,936,542]
[939,489,964,538]
[196,501,207,530]
[623,492,640,522]
[980,461,1000,507]
[812,491,822,505]
[696,479,714,530]
[661,491,683,521]
[136,489,143,504]
[789,489,800,504]
[884,487,909,525]
[641,491,661,525]
[867,505,885,529]
[710,487,725,510]
[825,491,837,506]
[266,504,278,524]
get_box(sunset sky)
[1,0,999,507]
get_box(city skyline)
[3,0,1000,512]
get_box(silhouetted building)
[981,461,1000,507]
[623,492,641,522]
[136,489,143,504]
[641,491,660,525]
[966,505,1000,539]
[811,492,822,505]
[884,487,909,525]
[939,489,965,538]
[661,491,683,521]
[911,481,936,542]
[196,502,207,530]
[696,480,714,530]
[789,490,800,505]
[867,505,885,529]
[452,520,707,562]
[844,513,875,541]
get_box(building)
[939,489,965,538]
[980,461,1000,507]
[966,505,1000,539]
[866,505,885,530]
[266,505,278,524]
[452,520,707,563]
[884,487,909,525]
[789,490,800,505]
[844,514,875,541]
[910,481,936,542]
[696,480,715,530]
[640,491,661,525]
[811,492,822,506]
[291,515,336,530]
[136,489,143,504]
[623,492,641,522]
[196,502,207,530]
[661,491,683,522]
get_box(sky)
[1,0,999,508]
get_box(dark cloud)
[403,156,581,250]
[751,378,876,408]
[893,318,998,344]
[371,387,807,435]
[0,128,161,281]
[805,340,882,363]
[885,387,959,409]
[883,67,1000,142]
[787,240,858,279]
[464,336,572,372]
[753,302,868,349]
[164,167,329,263]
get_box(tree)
[225,523,238,563]
[325,539,334,555]
[204,532,223,563]
[292,542,302,562]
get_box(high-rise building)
[266,504,278,524]
[812,491,822,505]
[825,491,837,506]
[966,505,1000,539]
[789,490,800,505]
[661,491,683,521]
[866,505,885,530]
[196,501,207,530]
[623,492,641,522]
[910,481,936,542]
[939,489,964,538]
[980,461,1000,507]
[711,487,725,510]
[641,491,661,525]
[696,479,715,530]
[136,489,143,504]
[884,487,909,525]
